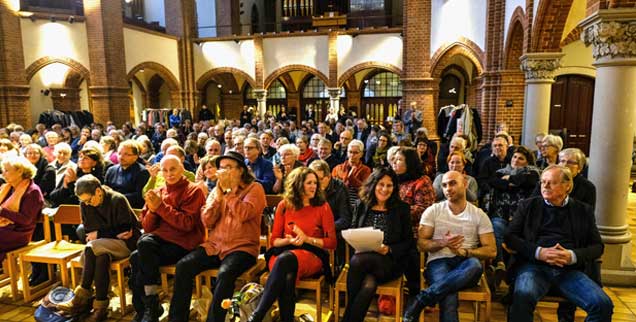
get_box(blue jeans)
[490,217,507,264]
[509,263,613,322]
[417,256,482,322]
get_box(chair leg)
[485,299,491,322]
[316,286,322,322]
[195,274,202,298]
[60,262,70,287]
[334,288,340,322]
[116,267,127,314]
[395,289,402,322]
[70,265,79,289]
[161,273,169,294]
[7,254,20,301]
[18,257,31,303]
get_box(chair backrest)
[52,205,82,241]
[266,194,283,208]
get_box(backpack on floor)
[34,286,78,322]
[223,282,276,322]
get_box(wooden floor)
[2,190,636,322]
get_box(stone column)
[519,53,564,148]
[83,0,130,126]
[0,1,30,127]
[327,88,341,114]
[581,8,636,285]
[254,89,267,120]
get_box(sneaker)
[494,262,507,290]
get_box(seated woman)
[433,151,479,202]
[536,134,562,169]
[51,143,76,188]
[194,155,218,197]
[62,174,140,321]
[49,146,105,207]
[364,131,391,168]
[272,144,303,194]
[558,148,596,209]
[0,156,44,262]
[485,146,539,281]
[249,167,336,322]
[296,135,318,166]
[342,167,414,322]
[415,137,436,180]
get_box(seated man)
[129,155,206,322]
[104,140,149,209]
[168,151,266,322]
[403,170,496,322]
[243,137,275,194]
[143,145,196,195]
[505,165,612,322]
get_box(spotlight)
[60,93,67,98]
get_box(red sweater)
[270,200,337,250]
[140,177,206,251]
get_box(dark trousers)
[168,247,255,322]
[129,233,189,308]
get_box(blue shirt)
[104,161,150,209]
[246,156,275,194]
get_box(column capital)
[253,89,267,101]
[581,9,636,63]
[327,87,341,98]
[519,53,565,81]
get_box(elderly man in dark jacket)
[504,165,612,322]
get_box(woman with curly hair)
[248,167,336,322]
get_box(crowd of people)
[0,107,612,322]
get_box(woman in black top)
[342,167,414,322]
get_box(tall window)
[268,80,287,99]
[363,72,402,97]
[302,77,345,98]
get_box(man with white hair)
[130,155,206,322]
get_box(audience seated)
[295,135,319,166]
[169,151,266,322]
[317,137,342,171]
[49,146,105,207]
[51,143,75,187]
[403,170,496,322]
[243,137,275,194]
[130,155,206,322]
[272,144,303,194]
[433,151,479,202]
[143,145,195,195]
[342,167,414,322]
[365,131,391,169]
[104,140,149,209]
[536,134,563,170]
[248,167,336,322]
[476,134,510,205]
[332,139,371,207]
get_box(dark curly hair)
[283,167,326,210]
[359,167,401,208]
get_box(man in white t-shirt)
[403,170,496,322]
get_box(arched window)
[245,85,256,100]
[361,71,401,125]
[363,72,402,97]
[268,80,287,99]
[301,76,346,122]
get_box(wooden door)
[549,75,595,155]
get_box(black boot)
[402,295,428,322]
[131,291,144,322]
[141,294,162,322]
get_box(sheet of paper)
[341,227,384,252]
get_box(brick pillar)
[254,37,266,119]
[480,0,506,143]
[402,0,436,138]
[0,1,30,127]
[165,0,198,113]
[84,0,130,126]
[582,8,636,286]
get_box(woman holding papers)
[342,167,415,322]
[248,167,336,322]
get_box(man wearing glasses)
[104,140,149,209]
[168,151,266,322]
[243,137,274,194]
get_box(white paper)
[341,227,384,252]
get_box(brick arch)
[25,56,90,83]
[196,67,257,92]
[560,26,583,47]
[531,0,574,52]
[264,65,329,90]
[431,39,485,80]
[503,7,527,70]
[337,62,402,88]
[127,61,180,91]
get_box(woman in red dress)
[249,167,336,322]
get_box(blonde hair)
[1,156,37,179]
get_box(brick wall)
[497,71,525,144]
[50,88,81,111]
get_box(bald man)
[404,171,496,322]
[129,155,206,322]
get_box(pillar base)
[600,242,636,286]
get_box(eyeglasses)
[25,152,39,156]
[244,146,258,150]
[559,159,579,166]
[219,165,237,171]
[78,194,95,205]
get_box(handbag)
[34,286,76,322]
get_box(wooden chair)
[70,256,131,314]
[333,245,404,322]
[18,205,85,302]
[418,253,492,322]
[0,214,51,300]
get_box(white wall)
[123,27,180,83]
[29,64,67,125]
[131,81,144,124]
[21,19,91,70]
[262,36,329,80]
[197,0,217,37]
[431,0,487,55]
[194,39,257,82]
[504,0,525,42]
[144,0,165,27]
[337,34,403,79]
[556,41,595,78]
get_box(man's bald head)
[441,170,467,203]
[161,155,184,185]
